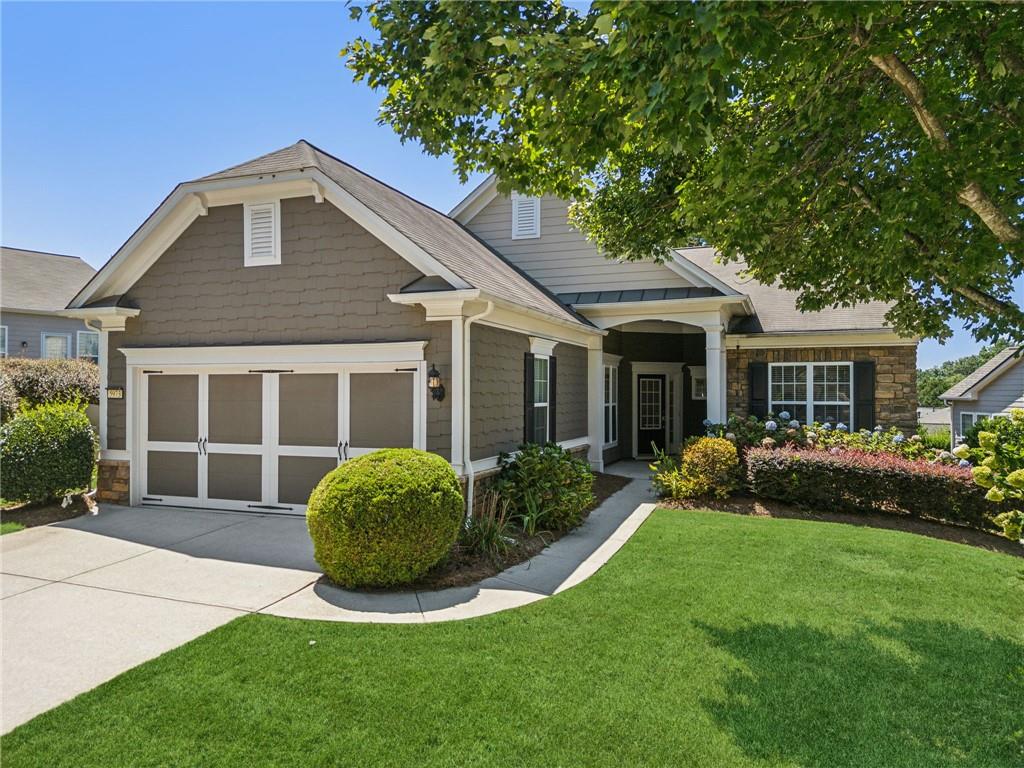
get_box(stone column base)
[97,459,130,505]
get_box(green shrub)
[917,425,952,451]
[494,443,594,532]
[993,510,1024,542]
[958,410,1024,509]
[746,447,1001,531]
[651,436,739,500]
[0,373,18,423]
[306,448,463,587]
[0,401,98,502]
[1,358,99,409]
[460,491,515,561]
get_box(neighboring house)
[1,247,98,360]
[917,406,951,432]
[941,346,1023,442]
[65,140,918,512]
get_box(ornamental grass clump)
[306,449,463,588]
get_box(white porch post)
[97,328,109,450]
[449,317,465,474]
[587,345,604,471]
[705,324,727,423]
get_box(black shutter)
[853,360,875,430]
[548,356,557,444]
[748,361,769,418]
[524,352,535,444]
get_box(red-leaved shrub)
[746,447,1004,530]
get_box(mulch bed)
[1,496,93,530]
[662,494,1023,558]
[397,471,634,592]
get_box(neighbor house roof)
[1,247,96,313]
[678,247,895,335]
[197,141,588,328]
[940,346,1021,401]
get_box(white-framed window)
[532,354,550,444]
[603,364,618,447]
[243,200,281,266]
[959,411,990,437]
[769,362,853,426]
[689,365,707,400]
[0,326,7,357]
[41,332,71,360]
[511,192,541,239]
[77,331,100,363]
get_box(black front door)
[637,374,666,455]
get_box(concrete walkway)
[1,462,654,732]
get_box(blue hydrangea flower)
[821,422,832,431]
[836,422,848,432]
[874,424,883,432]
[893,433,906,444]
[958,459,971,468]
[764,420,778,432]
[702,418,713,428]
[778,411,791,421]
[788,419,800,429]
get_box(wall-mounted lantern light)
[427,364,445,402]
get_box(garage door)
[140,366,417,514]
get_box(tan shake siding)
[465,195,693,293]
[726,345,917,432]
[470,324,529,460]
[554,340,588,441]
[105,196,451,457]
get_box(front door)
[637,374,666,455]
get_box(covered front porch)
[583,295,748,469]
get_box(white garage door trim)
[122,343,428,513]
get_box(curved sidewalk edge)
[261,467,656,624]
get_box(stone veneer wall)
[96,459,131,505]
[726,345,917,432]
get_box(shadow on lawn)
[698,618,1024,768]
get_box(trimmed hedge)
[0,374,18,424]
[306,448,463,587]
[746,447,1002,531]
[494,443,594,531]
[0,401,98,502]
[1,359,99,412]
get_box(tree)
[344,1,1024,343]
[917,340,1011,407]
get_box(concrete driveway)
[1,506,319,733]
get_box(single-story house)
[917,406,951,433]
[941,346,1022,443]
[2,247,97,360]
[65,140,918,513]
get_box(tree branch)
[852,27,1021,244]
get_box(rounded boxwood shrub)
[0,401,98,502]
[306,448,463,587]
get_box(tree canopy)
[344,1,1023,343]
[917,340,1011,407]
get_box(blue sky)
[1,1,1000,368]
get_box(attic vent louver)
[244,201,281,266]
[511,193,541,239]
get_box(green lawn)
[0,521,25,535]
[4,510,1022,767]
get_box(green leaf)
[593,14,613,37]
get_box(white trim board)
[119,342,427,368]
[630,362,685,459]
[469,436,590,474]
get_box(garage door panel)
[208,374,262,445]
[279,374,338,447]
[349,373,414,448]
[148,375,198,443]
[147,451,198,498]
[207,454,262,502]
[278,456,338,506]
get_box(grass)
[3,509,1022,767]
[0,521,25,535]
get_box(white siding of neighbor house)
[464,194,693,293]
[950,357,1024,436]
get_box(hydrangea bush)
[957,409,1024,540]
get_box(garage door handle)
[337,440,343,460]
[202,437,208,455]
[197,438,203,455]
[343,441,349,460]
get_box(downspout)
[462,300,494,517]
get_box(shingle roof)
[2,247,96,312]
[678,247,895,334]
[557,287,722,305]
[198,141,589,328]
[940,346,1021,400]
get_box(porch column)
[449,317,465,474]
[97,328,108,450]
[587,345,604,472]
[704,324,727,424]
